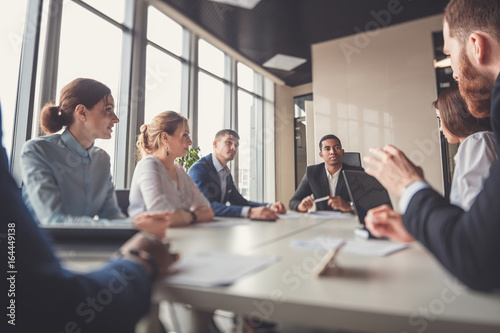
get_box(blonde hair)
[136,111,188,160]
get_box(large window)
[4,1,276,203]
[197,39,227,157]
[0,0,28,162]
[55,2,125,172]
[144,45,183,124]
[197,72,225,156]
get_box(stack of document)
[291,236,408,257]
[165,251,279,287]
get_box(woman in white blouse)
[434,85,497,211]
[129,111,214,226]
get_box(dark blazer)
[404,74,500,292]
[289,162,364,211]
[188,153,266,217]
[0,107,152,332]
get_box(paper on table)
[277,212,301,219]
[191,220,249,228]
[164,251,279,287]
[290,236,408,257]
[308,211,352,219]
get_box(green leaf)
[176,146,201,172]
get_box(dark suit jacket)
[0,107,152,332]
[404,73,500,291]
[188,153,266,217]
[289,163,364,211]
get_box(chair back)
[343,152,362,167]
[115,189,130,216]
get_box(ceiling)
[160,0,450,87]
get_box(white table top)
[154,215,500,333]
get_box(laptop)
[342,170,392,239]
[42,225,138,259]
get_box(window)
[80,0,126,23]
[237,89,260,200]
[147,6,183,57]
[0,0,28,161]
[144,45,183,124]
[54,2,125,173]
[197,72,225,156]
[198,39,225,78]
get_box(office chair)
[114,189,130,216]
[343,152,362,167]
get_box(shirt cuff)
[398,180,430,214]
[240,206,251,218]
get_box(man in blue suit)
[189,129,286,218]
[364,0,500,291]
[0,105,176,331]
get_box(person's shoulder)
[22,133,61,153]
[307,162,324,171]
[136,155,162,170]
[190,154,211,170]
[463,131,497,147]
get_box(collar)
[212,154,229,173]
[325,163,342,180]
[61,128,90,157]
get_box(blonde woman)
[129,111,214,226]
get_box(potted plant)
[176,146,201,172]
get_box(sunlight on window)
[199,39,225,78]
[237,62,254,92]
[144,45,182,124]
[0,0,28,162]
[197,72,224,157]
[81,0,126,24]
[57,3,124,173]
[147,6,183,57]
[237,90,256,199]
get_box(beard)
[457,48,493,118]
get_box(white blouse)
[450,131,498,211]
[128,155,210,217]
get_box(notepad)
[290,236,408,257]
[308,211,352,219]
[164,251,279,287]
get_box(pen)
[313,241,346,276]
[314,196,329,203]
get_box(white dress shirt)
[325,165,342,197]
[450,131,497,211]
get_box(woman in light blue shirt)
[21,78,168,235]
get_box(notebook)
[342,170,392,238]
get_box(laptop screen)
[342,170,392,226]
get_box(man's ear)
[213,140,218,149]
[75,104,86,121]
[319,151,323,158]
[470,33,487,65]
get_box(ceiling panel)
[160,0,449,86]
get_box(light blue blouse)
[21,128,128,225]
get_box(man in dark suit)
[364,0,500,291]
[290,134,364,212]
[189,129,286,218]
[0,105,176,332]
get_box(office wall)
[275,83,312,208]
[311,14,445,206]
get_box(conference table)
[60,214,500,333]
